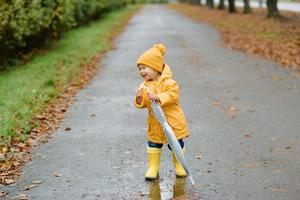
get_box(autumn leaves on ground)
[168,3,300,71]
[1,2,300,188]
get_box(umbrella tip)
[189,176,195,185]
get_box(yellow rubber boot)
[172,147,187,177]
[145,147,161,180]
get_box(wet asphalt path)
[2,4,300,200]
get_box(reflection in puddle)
[173,178,186,198]
[148,178,187,200]
[149,180,162,200]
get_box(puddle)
[147,178,203,200]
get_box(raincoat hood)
[159,64,172,82]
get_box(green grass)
[0,5,141,145]
[259,31,282,40]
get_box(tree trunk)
[218,0,225,9]
[243,0,252,13]
[267,0,281,17]
[191,0,201,4]
[228,0,236,13]
[258,0,263,8]
[206,0,214,8]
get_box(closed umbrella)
[151,100,195,185]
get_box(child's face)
[138,65,159,81]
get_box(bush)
[0,0,130,67]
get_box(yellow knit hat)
[137,44,167,73]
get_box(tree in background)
[218,0,225,10]
[178,0,284,18]
[258,0,263,8]
[267,0,281,17]
[228,0,236,13]
[243,0,252,13]
[206,0,214,8]
[191,0,201,5]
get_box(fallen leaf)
[19,193,28,200]
[270,186,288,192]
[32,180,43,184]
[271,136,281,141]
[0,153,5,161]
[2,147,8,153]
[29,184,38,189]
[54,172,61,177]
[228,105,239,112]
[244,130,254,138]
[35,115,46,120]
[136,191,149,198]
[112,165,121,169]
[4,178,15,185]
[272,169,281,174]
[270,75,285,81]
[21,186,30,191]
[64,127,71,131]
[227,105,239,117]
[0,191,7,197]
[41,156,48,160]
[212,101,220,107]
[245,134,251,138]
[240,162,260,169]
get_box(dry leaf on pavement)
[32,180,43,184]
[0,191,7,197]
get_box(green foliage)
[0,0,131,66]
[0,4,140,144]
[132,0,169,3]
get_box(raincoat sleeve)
[156,80,179,107]
[134,95,146,108]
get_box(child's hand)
[148,92,160,102]
[136,85,150,97]
[136,88,143,97]
[136,85,159,102]
[135,88,143,105]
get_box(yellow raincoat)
[134,65,189,144]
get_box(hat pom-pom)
[154,44,167,56]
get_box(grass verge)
[0,5,141,151]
